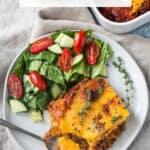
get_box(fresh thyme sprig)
[112,57,134,106]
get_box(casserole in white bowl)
[91,7,150,33]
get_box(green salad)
[7,30,113,122]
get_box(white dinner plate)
[3,32,149,150]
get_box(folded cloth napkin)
[1,7,150,150]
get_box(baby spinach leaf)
[98,42,113,64]
[12,52,25,80]
[22,93,33,103]
[70,74,81,82]
[91,42,113,78]
[64,59,91,82]
[47,65,66,87]
[39,62,49,76]
[73,59,91,77]
[23,50,31,74]
[86,30,93,37]
[27,98,37,110]
[64,70,73,82]
[46,80,53,88]
[36,91,49,110]
[29,60,42,72]
[29,51,57,64]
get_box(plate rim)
[2,31,149,150]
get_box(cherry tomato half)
[85,40,100,65]
[30,37,53,54]
[8,74,24,99]
[73,30,86,54]
[59,48,73,72]
[29,71,46,90]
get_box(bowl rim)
[93,7,150,26]
[2,31,149,150]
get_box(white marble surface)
[0,0,150,150]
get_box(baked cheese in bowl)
[100,0,150,22]
[91,0,150,33]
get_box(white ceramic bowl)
[92,7,150,33]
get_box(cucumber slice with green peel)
[33,87,39,93]
[55,33,64,43]
[48,44,62,54]
[23,75,39,94]
[72,54,84,66]
[50,83,62,99]
[39,62,49,76]
[91,63,107,78]
[29,60,42,72]
[60,35,73,48]
[10,99,27,112]
[30,110,43,122]
[100,65,107,78]
[23,74,30,83]
[55,33,73,48]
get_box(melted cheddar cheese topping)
[131,0,145,13]
[47,78,130,148]
[58,85,129,145]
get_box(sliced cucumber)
[100,65,107,78]
[29,60,42,72]
[72,54,84,66]
[73,60,91,77]
[23,74,30,83]
[39,62,49,76]
[91,63,107,78]
[48,44,62,54]
[30,110,43,122]
[23,75,39,94]
[33,86,39,93]
[60,35,73,48]
[55,33,73,48]
[10,99,27,112]
[55,33,64,43]
[50,83,62,99]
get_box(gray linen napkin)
[1,7,150,150]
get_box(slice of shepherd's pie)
[45,78,130,150]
